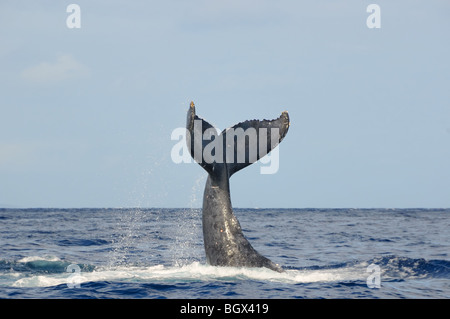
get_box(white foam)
[17,256,62,263]
[11,262,368,288]
[13,275,67,287]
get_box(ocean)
[0,208,449,299]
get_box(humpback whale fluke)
[186,101,290,272]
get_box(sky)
[1,1,449,208]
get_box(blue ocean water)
[0,208,449,299]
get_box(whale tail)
[186,101,290,177]
[186,101,288,273]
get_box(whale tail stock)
[186,101,290,176]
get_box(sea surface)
[0,208,449,299]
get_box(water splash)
[171,173,206,266]
[108,208,146,267]
[107,144,173,268]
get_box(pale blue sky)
[1,1,449,208]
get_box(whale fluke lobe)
[223,110,290,177]
[186,101,218,176]
[186,101,290,272]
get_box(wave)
[1,255,449,288]
[366,255,450,280]
[0,256,95,275]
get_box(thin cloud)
[0,142,39,172]
[21,54,90,84]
